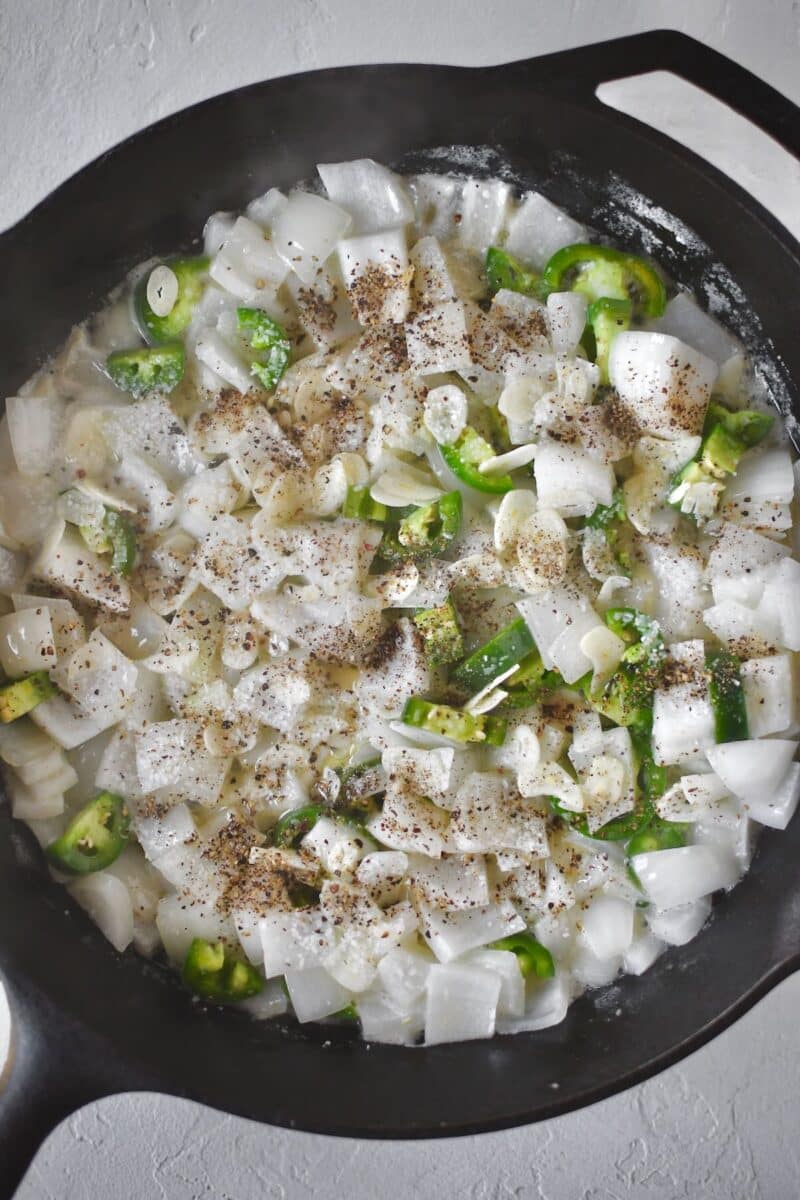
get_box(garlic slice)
[370,464,443,507]
[579,625,626,693]
[146,265,179,317]
[478,444,537,476]
[493,488,537,555]
[518,760,584,812]
[515,506,569,593]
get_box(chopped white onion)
[69,873,134,953]
[609,332,717,440]
[631,845,740,909]
[318,159,414,234]
[647,897,711,946]
[424,961,501,1045]
[423,384,468,445]
[272,191,352,285]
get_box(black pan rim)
[1,33,800,1178]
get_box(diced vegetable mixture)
[1,160,797,1046]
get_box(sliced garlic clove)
[478,443,537,476]
[516,506,569,593]
[493,488,537,554]
[146,265,179,317]
[579,624,627,693]
[370,464,443,507]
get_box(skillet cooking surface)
[1,29,800,1195]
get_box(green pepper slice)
[331,1002,360,1022]
[605,608,665,668]
[485,246,542,297]
[135,255,209,344]
[271,804,324,849]
[585,489,626,534]
[106,344,185,397]
[103,509,137,576]
[401,696,507,746]
[553,705,664,842]
[46,791,130,874]
[490,931,555,979]
[342,485,388,523]
[182,937,264,1002]
[414,597,465,667]
[669,403,774,513]
[335,755,385,809]
[627,818,688,859]
[540,243,666,319]
[439,427,515,494]
[378,491,462,564]
[237,307,292,390]
[706,649,749,743]
[0,671,57,723]
[587,296,632,384]
[450,617,536,694]
[584,487,631,575]
[499,652,564,709]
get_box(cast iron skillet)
[2,28,800,1196]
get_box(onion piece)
[318,159,414,234]
[534,439,615,517]
[705,738,797,802]
[496,970,570,1035]
[505,191,586,268]
[741,655,795,737]
[739,761,800,830]
[0,607,56,677]
[630,845,740,909]
[546,291,588,357]
[647,291,740,365]
[609,332,717,440]
[69,873,134,953]
[272,191,352,285]
[5,395,66,477]
[423,384,468,446]
[424,961,501,1045]
[418,898,525,965]
[646,897,711,946]
[578,895,634,959]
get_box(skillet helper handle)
[521,29,800,161]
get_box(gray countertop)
[3,2,800,1196]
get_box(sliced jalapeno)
[378,491,462,564]
[541,243,666,319]
[413,597,464,667]
[0,671,56,723]
[106,344,185,397]
[439,427,515,495]
[401,696,507,746]
[490,931,555,979]
[237,307,291,390]
[135,255,209,344]
[182,937,264,1002]
[450,617,536,695]
[271,804,324,849]
[46,791,130,874]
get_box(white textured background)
[4,1,800,1196]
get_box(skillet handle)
[0,972,119,1200]
[519,29,800,162]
